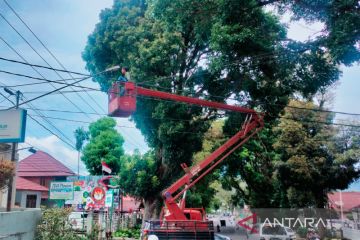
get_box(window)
[26,194,37,208]
[220,220,226,227]
[40,177,46,186]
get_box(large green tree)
[274,100,360,208]
[83,0,359,216]
[221,100,360,209]
[81,117,125,175]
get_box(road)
[215,226,247,240]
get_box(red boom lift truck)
[108,81,264,240]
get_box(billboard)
[49,181,74,200]
[0,109,27,143]
[65,176,120,211]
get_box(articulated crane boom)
[108,81,263,238]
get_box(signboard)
[105,189,114,207]
[0,109,27,143]
[49,181,74,200]
[65,176,121,211]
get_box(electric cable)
[0,35,94,119]
[0,56,89,76]
[0,13,101,116]
[0,91,76,149]
[2,0,104,112]
[0,82,76,146]
[6,75,92,109]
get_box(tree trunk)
[315,192,327,239]
[143,197,162,220]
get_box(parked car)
[284,227,296,239]
[247,224,295,240]
[68,212,88,230]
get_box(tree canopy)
[81,117,125,175]
[83,0,359,214]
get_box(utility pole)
[6,89,21,212]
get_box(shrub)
[296,227,308,238]
[114,228,140,239]
[36,207,83,240]
[0,160,15,190]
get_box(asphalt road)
[215,226,247,240]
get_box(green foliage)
[36,208,82,240]
[274,100,360,207]
[297,227,308,238]
[278,0,360,66]
[81,117,125,175]
[83,0,359,212]
[114,228,140,238]
[118,150,160,199]
[74,127,89,152]
[221,100,360,208]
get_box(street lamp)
[0,146,37,154]
[4,87,15,95]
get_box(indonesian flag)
[101,161,112,174]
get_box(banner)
[105,189,114,207]
[0,109,27,143]
[49,181,74,200]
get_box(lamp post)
[4,88,21,212]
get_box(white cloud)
[115,118,149,154]
[19,135,89,175]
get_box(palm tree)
[74,127,89,177]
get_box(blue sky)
[0,1,359,188]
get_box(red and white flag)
[101,161,112,174]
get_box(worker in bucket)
[117,67,130,96]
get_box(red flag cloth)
[101,161,112,174]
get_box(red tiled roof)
[18,150,75,177]
[328,192,360,212]
[16,176,48,192]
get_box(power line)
[28,115,75,149]
[2,71,360,119]
[0,90,76,149]
[0,94,10,104]
[23,106,360,131]
[0,69,95,90]
[26,101,76,146]
[0,81,76,145]
[4,66,359,118]
[0,56,89,76]
[0,35,94,120]
[0,12,101,116]
[7,75,92,109]
[1,51,360,118]
[0,69,84,85]
[2,67,360,119]
[3,0,105,113]
[137,92,360,118]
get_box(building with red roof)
[15,177,48,208]
[16,150,75,207]
[328,192,360,220]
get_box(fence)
[84,210,142,238]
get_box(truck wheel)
[148,235,159,240]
